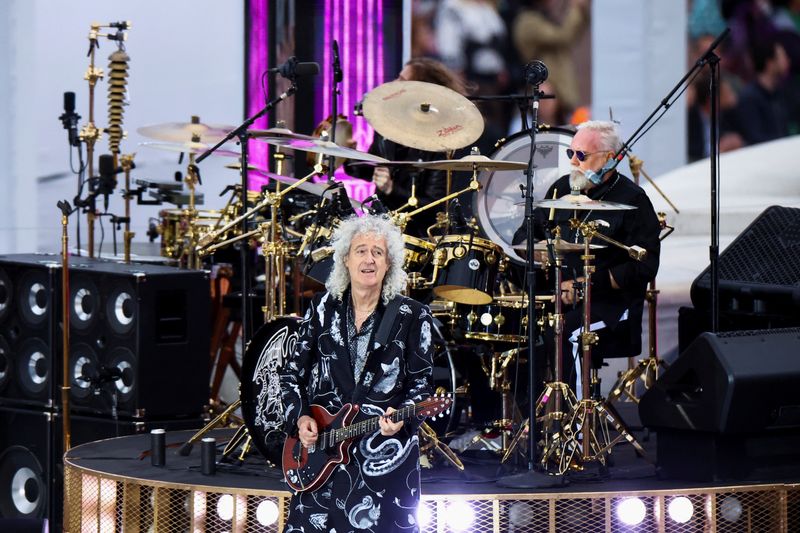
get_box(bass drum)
[473,126,575,265]
[241,317,300,464]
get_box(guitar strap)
[350,295,403,405]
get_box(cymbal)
[250,167,363,208]
[254,136,389,163]
[137,121,234,144]
[361,80,484,152]
[248,127,316,141]
[225,162,258,171]
[138,141,241,159]
[512,239,607,253]
[533,193,636,211]
[416,154,528,171]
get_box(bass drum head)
[473,127,574,264]
[241,317,300,464]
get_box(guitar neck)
[325,404,420,445]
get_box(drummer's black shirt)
[514,171,661,332]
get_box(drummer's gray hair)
[577,120,623,153]
[326,214,408,304]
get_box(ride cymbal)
[361,80,484,152]
[139,141,241,158]
[254,137,389,163]
[415,153,528,171]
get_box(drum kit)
[136,80,657,474]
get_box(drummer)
[514,120,661,396]
[346,57,469,237]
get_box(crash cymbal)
[248,127,316,141]
[512,239,607,253]
[139,141,241,158]
[415,153,528,171]
[533,193,636,211]
[361,80,484,152]
[137,121,235,144]
[225,162,258,171]
[254,137,389,164]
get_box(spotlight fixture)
[256,499,279,526]
[217,494,234,521]
[416,502,433,529]
[616,497,647,526]
[719,496,743,523]
[667,496,694,524]
[446,501,475,532]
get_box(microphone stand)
[497,85,565,489]
[327,40,342,182]
[591,28,729,334]
[196,84,297,355]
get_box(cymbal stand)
[608,213,674,403]
[418,421,464,471]
[177,399,243,457]
[120,154,135,263]
[182,145,202,269]
[559,220,647,469]
[80,24,105,257]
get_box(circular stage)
[63,428,800,532]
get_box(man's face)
[568,128,612,190]
[344,233,389,293]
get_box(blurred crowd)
[411,0,800,163]
[687,0,800,161]
[411,0,591,155]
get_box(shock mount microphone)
[268,57,320,80]
[59,91,81,147]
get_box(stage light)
[256,499,280,526]
[616,497,647,526]
[508,501,534,526]
[446,500,475,532]
[217,494,234,521]
[667,496,693,523]
[719,496,743,523]
[416,502,433,529]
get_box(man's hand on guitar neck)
[379,406,404,437]
[298,415,319,447]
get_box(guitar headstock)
[417,393,452,420]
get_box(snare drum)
[432,234,504,305]
[160,209,227,259]
[403,234,435,271]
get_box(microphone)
[524,60,549,86]
[449,199,468,233]
[59,91,81,147]
[268,57,320,80]
[584,159,617,186]
[98,154,119,211]
[364,195,387,215]
[332,40,342,83]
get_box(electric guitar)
[282,395,452,492]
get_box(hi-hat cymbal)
[361,80,484,152]
[248,127,316,141]
[533,193,636,211]
[137,121,235,144]
[254,137,389,163]
[512,240,607,253]
[139,141,240,158]
[415,154,528,171]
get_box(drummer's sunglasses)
[566,148,600,161]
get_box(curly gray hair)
[325,214,407,304]
[576,120,623,153]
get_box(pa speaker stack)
[0,254,210,523]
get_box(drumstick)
[548,189,557,223]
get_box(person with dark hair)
[737,36,791,145]
[348,58,469,237]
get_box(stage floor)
[63,411,800,532]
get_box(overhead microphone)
[332,40,343,83]
[268,56,320,80]
[524,60,549,86]
[59,91,81,147]
[98,154,119,211]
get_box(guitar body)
[282,403,359,492]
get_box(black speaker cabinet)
[640,328,800,481]
[0,405,204,522]
[0,254,211,418]
[690,205,800,319]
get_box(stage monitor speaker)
[639,328,800,480]
[0,405,204,523]
[0,255,60,409]
[0,254,211,419]
[690,205,800,319]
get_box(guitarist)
[279,214,434,532]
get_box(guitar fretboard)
[318,404,419,450]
